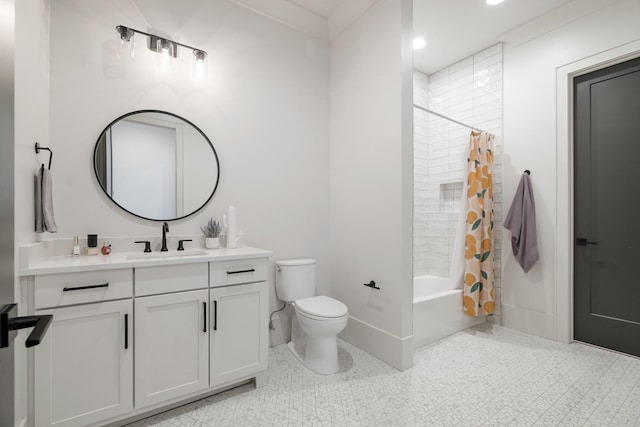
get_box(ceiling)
[413,0,574,75]
[285,0,576,75]
[287,0,347,18]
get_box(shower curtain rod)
[413,104,488,134]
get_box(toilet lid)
[295,296,348,318]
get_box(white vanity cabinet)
[209,258,269,388]
[33,270,133,427]
[22,246,272,427]
[134,263,209,409]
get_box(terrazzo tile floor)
[127,324,640,426]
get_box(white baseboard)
[502,304,556,340]
[339,315,413,371]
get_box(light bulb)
[413,37,427,50]
[116,25,135,60]
[193,50,208,79]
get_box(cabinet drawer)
[210,258,268,287]
[135,263,208,296]
[34,269,132,309]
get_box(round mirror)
[93,110,220,221]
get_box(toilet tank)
[275,259,316,302]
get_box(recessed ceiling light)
[413,37,427,50]
[486,0,504,5]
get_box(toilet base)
[287,337,339,375]
[286,303,347,375]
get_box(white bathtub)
[413,275,485,349]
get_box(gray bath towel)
[35,167,58,233]
[504,173,537,272]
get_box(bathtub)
[413,275,485,349]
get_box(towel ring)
[35,142,53,170]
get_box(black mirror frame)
[93,110,220,222]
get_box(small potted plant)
[201,218,221,249]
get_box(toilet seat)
[294,296,348,319]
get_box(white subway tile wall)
[414,43,503,321]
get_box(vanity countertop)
[20,246,272,276]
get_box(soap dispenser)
[223,206,238,248]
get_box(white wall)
[14,0,50,424]
[413,44,503,287]
[501,0,640,340]
[45,0,330,346]
[330,0,414,370]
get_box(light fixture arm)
[115,25,207,60]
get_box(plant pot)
[205,237,220,249]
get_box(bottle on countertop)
[101,241,111,255]
[87,234,99,255]
[71,236,80,256]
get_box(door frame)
[555,40,640,344]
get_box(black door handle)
[576,238,598,246]
[1,304,53,348]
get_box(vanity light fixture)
[193,48,208,78]
[115,25,207,66]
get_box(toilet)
[275,259,348,374]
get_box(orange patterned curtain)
[464,131,495,317]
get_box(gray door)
[574,56,640,357]
[0,0,15,423]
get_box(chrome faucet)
[161,222,169,252]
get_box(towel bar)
[35,142,53,170]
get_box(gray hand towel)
[504,173,537,272]
[35,167,58,233]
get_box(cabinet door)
[135,289,209,409]
[210,282,268,388]
[34,300,133,427]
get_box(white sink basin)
[126,249,208,260]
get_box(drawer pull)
[62,283,109,292]
[226,269,255,275]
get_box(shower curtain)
[463,131,495,317]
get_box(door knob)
[1,304,53,348]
